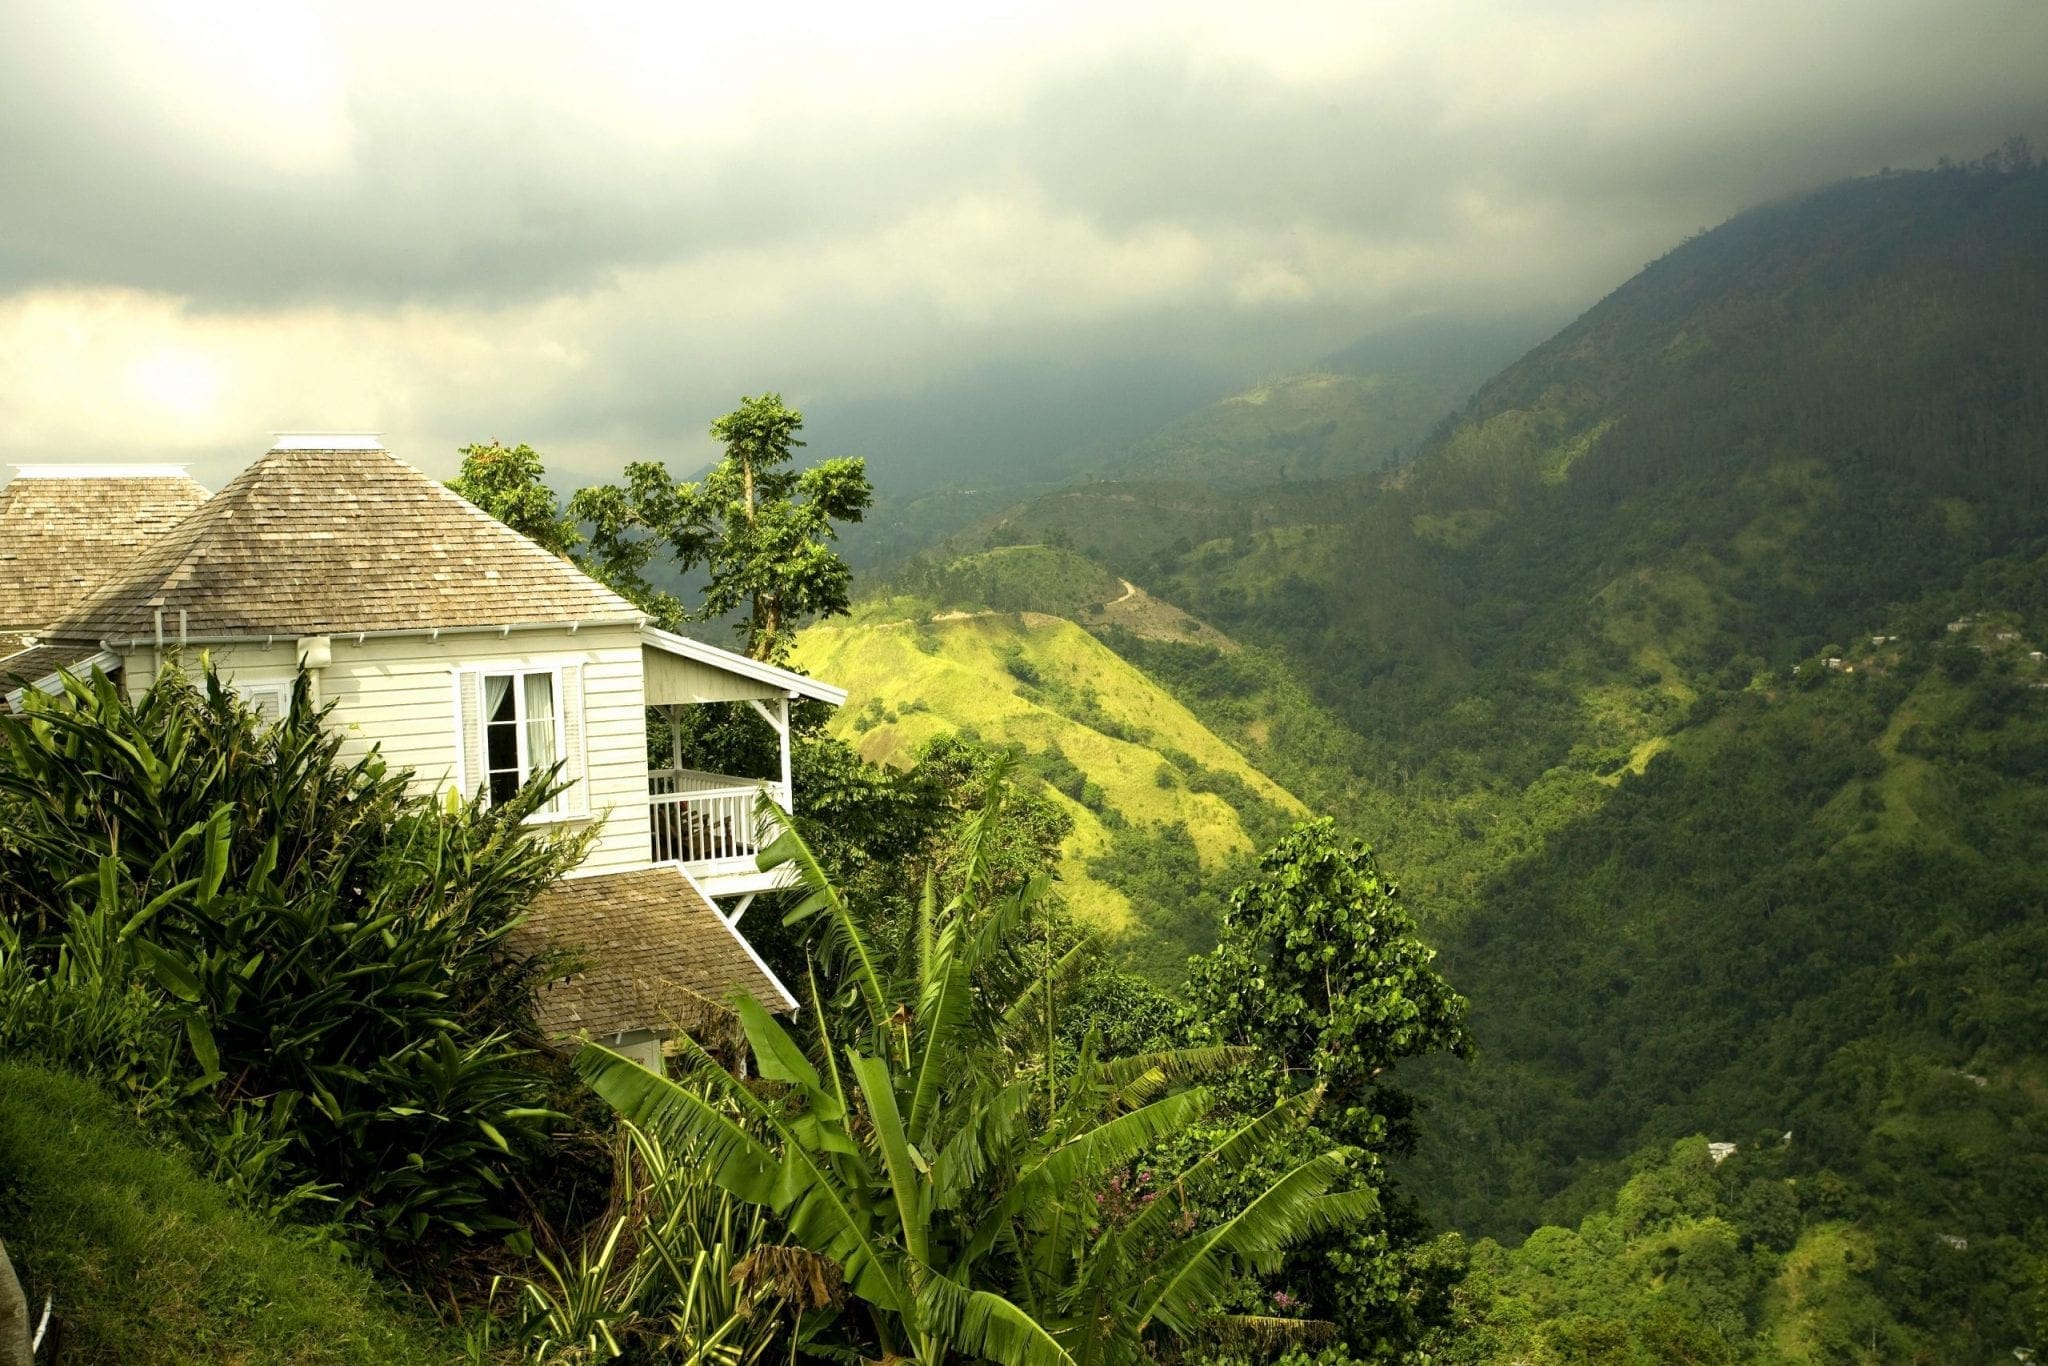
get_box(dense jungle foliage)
[817,158,2048,1360]
[0,659,1475,1362]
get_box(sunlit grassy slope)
[792,605,1306,934]
[0,1061,449,1364]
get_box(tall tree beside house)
[447,441,582,559]
[570,394,873,661]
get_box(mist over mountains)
[806,156,2048,1356]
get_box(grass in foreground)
[0,1060,454,1364]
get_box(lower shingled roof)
[1,641,117,693]
[512,865,795,1044]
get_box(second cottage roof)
[0,464,210,637]
[47,437,640,641]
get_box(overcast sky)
[1,0,2043,490]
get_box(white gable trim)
[269,433,383,451]
[8,464,194,480]
[677,864,801,1013]
[4,649,119,709]
[639,626,846,706]
[93,617,647,651]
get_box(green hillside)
[1103,369,1469,486]
[932,161,2048,1355]
[792,595,1306,973]
[0,1062,450,1363]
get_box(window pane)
[484,675,515,723]
[523,673,557,772]
[483,674,520,806]
[485,718,519,777]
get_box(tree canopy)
[448,441,581,559]
[570,393,872,659]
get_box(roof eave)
[3,649,119,710]
[639,625,847,706]
[84,613,649,651]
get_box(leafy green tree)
[1190,820,1470,1154]
[448,441,581,559]
[570,393,872,660]
[1185,821,1471,1354]
[577,782,1374,1365]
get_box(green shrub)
[0,666,588,1256]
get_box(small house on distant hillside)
[2,434,843,1069]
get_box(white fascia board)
[639,625,847,706]
[677,864,802,1013]
[269,432,384,451]
[4,649,118,709]
[95,617,644,651]
[9,463,193,480]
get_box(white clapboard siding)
[132,625,653,876]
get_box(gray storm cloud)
[0,0,2042,485]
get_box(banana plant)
[575,778,1373,1365]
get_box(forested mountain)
[838,314,1541,568]
[809,157,2048,1357]
[1090,315,1545,487]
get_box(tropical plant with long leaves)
[0,663,588,1252]
[488,1115,831,1364]
[576,777,1374,1365]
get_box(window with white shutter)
[455,663,586,818]
[233,679,290,723]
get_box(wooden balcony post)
[778,694,793,812]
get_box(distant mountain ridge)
[839,312,1547,568]
[854,160,2048,1356]
[1092,314,1549,487]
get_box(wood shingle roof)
[47,443,639,641]
[0,467,210,635]
[513,866,795,1042]
[1,641,116,693]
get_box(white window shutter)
[457,669,485,801]
[559,664,588,817]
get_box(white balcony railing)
[646,768,790,870]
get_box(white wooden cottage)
[1,434,841,1065]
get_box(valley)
[793,159,2048,1358]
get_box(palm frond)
[906,955,974,1145]
[757,805,887,1029]
[1134,1151,1375,1335]
[847,1049,930,1267]
[929,1075,1036,1211]
[573,1042,780,1205]
[1111,1088,1323,1251]
[1092,1045,1257,1110]
[577,1037,904,1313]
[949,754,1017,910]
[996,935,1089,1046]
[981,1089,1212,1249]
[919,1270,1077,1366]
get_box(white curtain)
[482,674,518,804]
[484,673,514,722]
[524,672,558,810]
